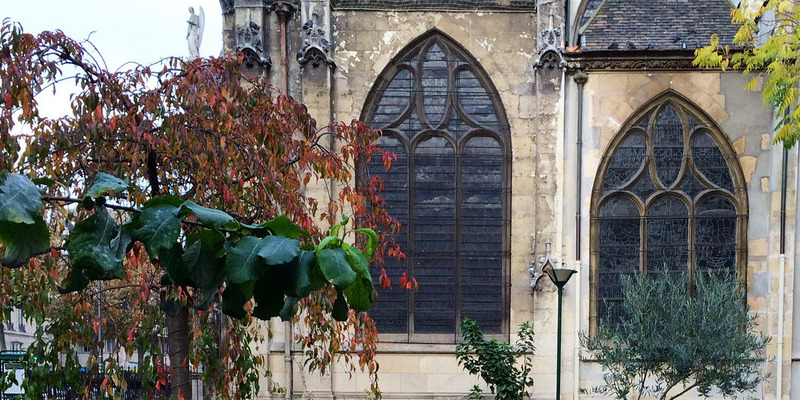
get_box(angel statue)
[187,6,205,59]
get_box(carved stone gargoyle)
[296,3,335,68]
[237,20,270,68]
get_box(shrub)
[456,318,535,400]
[582,271,769,400]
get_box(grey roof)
[331,0,537,11]
[579,0,740,52]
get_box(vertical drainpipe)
[572,69,587,400]
[276,2,292,94]
[564,0,570,47]
[778,144,788,400]
[273,4,294,398]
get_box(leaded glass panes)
[679,169,707,199]
[603,132,646,192]
[695,195,737,273]
[629,168,658,200]
[422,44,449,127]
[460,137,503,333]
[653,104,685,187]
[594,98,745,329]
[692,131,735,192]
[373,69,413,127]
[457,70,500,131]
[646,196,688,273]
[364,34,508,339]
[367,136,409,333]
[598,195,640,327]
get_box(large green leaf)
[0,215,50,268]
[332,287,349,322]
[184,230,226,288]
[59,269,90,293]
[66,206,124,281]
[225,236,267,284]
[257,236,300,265]
[317,248,356,287]
[132,204,180,259]
[86,173,128,198]
[286,251,317,297]
[242,215,310,239]
[279,297,301,321]
[179,200,238,230]
[183,231,226,309]
[0,171,43,224]
[144,194,184,208]
[111,222,133,260]
[221,281,254,319]
[354,228,378,260]
[157,243,189,285]
[252,271,285,320]
[343,247,376,312]
[261,215,309,238]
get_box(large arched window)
[590,93,747,331]
[362,31,510,341]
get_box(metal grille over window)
[365,33,509,341]
[593,98,745,330]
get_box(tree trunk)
[0,321,7,351]
[167,305,192,399]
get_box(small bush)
[456,318,535,400]
[581,271,769,400]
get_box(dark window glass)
[695,194,737,273]
[365,35,508,339]
[595,100,743,327]
[652,104,684,187]
[598,195,640,326]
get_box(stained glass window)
[364,33,509,340]
[593,98,745,329]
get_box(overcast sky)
[3,1,224,69]
[2,1,225,119]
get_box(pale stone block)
[762,133,773,150]
[732,135,746,155]
[739,155,757,183]
[762,176,770,193]
[375,354,421,373]
[750,238,768,257]
[419,355,461,374]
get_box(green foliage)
[0,171,380,322]
[581,271,769,400]
[85,172,128,198]
[694,0,800,148]
[456,318,535,400]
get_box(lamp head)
[545,266,576,288]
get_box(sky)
[2,1,225,119]
[2,1,224,69]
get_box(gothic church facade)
[219,0,799,398]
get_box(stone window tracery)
[591,95,747,330]
[362,32,510,341]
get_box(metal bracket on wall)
[530,239,560,290]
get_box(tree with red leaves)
[0,20,400,399]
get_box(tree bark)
[167,304,192,399]
[0,320,7,351]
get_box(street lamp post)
[545,266,576,400]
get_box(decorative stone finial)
[534,8,564,70]
[236,20,270,68]
[297,1,335,68]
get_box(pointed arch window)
[591,96,747,331]
[363,33,510,341]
